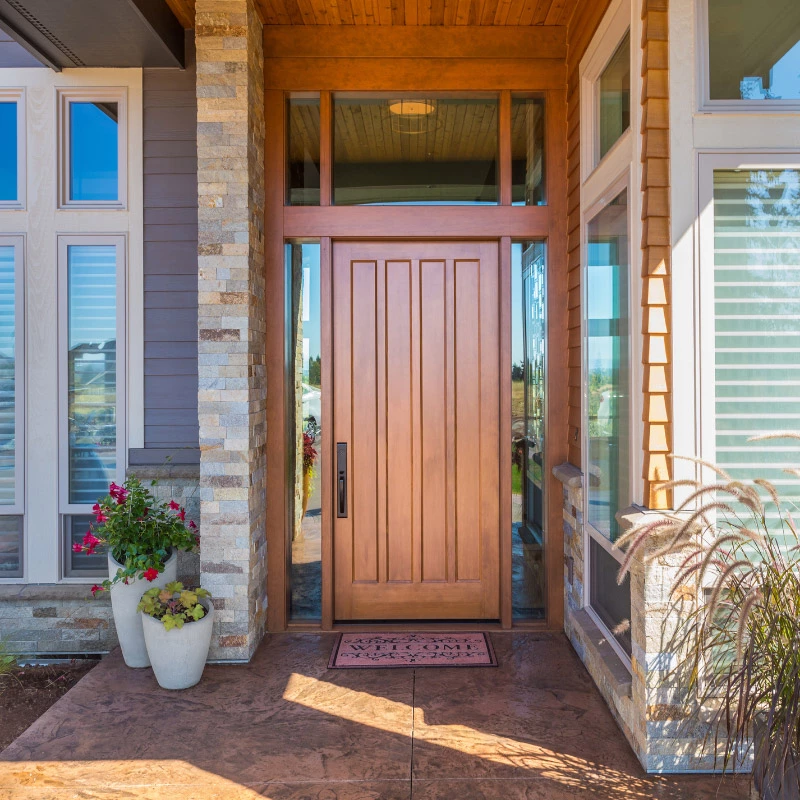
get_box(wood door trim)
[284,206,550,239]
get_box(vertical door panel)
[333,241,500,620]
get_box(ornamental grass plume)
[615,439,800,797]
[72,476,199,594]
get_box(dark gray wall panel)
[139,30,198,462]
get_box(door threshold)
[284,620,556,633]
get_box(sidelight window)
[0,91,23,207]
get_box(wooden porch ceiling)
[167,0,580,27]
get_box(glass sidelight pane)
[287,94,321,206]
[598,32,631,160]
[64,514,107,577]
[333,93,498,205]
[590,538,631,655]
[69,102,119,202]
[708,0,800,100]
[67,245,118,505]
[586,190,630,542]
[287,242,322,621]
[0,103,18,202]
[511,241,546,620]
[511,97,546,206]
[0,245,16,506]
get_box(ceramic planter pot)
[141,599,214,690]
[108,550,177,668]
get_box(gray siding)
[0,31,44,67]
[135,33,198,463]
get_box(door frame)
[264,29,568,632]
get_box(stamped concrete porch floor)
[0,633,750,800]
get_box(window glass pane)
[287,95,320,206]
[708,0,800,100]
[713,169,800,544]
[587,190,630,541]
[70,102,119,202]
[0,103,17,202]
[288,242,322,621]
[0,246,15,506]
[512,97,545,206]
[599,32,630,160]
[333,94,498,205]
[590,538,631,655]
[68,245,117,505]
[511,241,546,620]
[0,515,22,577]
[65,514,107,576]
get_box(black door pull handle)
[336,442,348,518]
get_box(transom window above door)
[286,91,545,206]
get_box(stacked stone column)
[196,0,266,661]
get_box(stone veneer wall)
[196,0,267,662]
[0,466,200,657]
[556,463,726,773]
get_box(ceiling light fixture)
[388,99,436,116]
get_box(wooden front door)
[332,241,501,621]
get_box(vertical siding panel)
[141,31,199,454]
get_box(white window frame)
[57,88,128,210]
[0,89,25,210]
[57,234,127,581]
[580,0,632,183]
[697,152,800,478]
[0,235,25,582]
[697,0,800,113]
[578,0,642,672]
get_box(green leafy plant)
[617,441,800,797]
[72,476,199,595]
[138,582,211,631]
[0,638,17,678]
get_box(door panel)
[333,241,500,620]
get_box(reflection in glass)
[511,241,546,620]
[287,95,321,206]
[0,246,15,506]
[590,538,631,655]
[0,103,17,202]
[0,515,22,577]
[587,190,629,541]
[599,32,630,160]
[67,245,117,505]
[713,169,800,543]
[708,0,800,100]
[70,102,119,201]
[511,97,545,206]
[288,242,322,620]
[66,514,106,576]
[333,94,498,205]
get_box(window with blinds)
[0,241,22,577]
[713,169,800,535]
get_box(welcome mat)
[328,632,497,668]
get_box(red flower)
[109,482,129,504]
[188,520,198,531]
[169,500,180,511]
[143,568,160,582]
[194,535,200,546]
[178,508,186,521]
[82,532,101,548]
[72,542,83,553]
[90,585,103,597]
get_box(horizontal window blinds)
[714,169,800,534]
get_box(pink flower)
[90,585,103,597]
[95,512,108,523]
[178,508,186,522]
[143,568,160,582]
[188,520,198,531]
[72,542,83,553]
[109,482,128,504]
[169,500,180,511]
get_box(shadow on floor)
[0,632,752,799]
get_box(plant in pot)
[138,582,214,690]
[617,444,800,799]
[301,430,318,519]
[73,477,199,669]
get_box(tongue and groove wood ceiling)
[166,0,579,27]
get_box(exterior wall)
[137,32,200,462]
[196,0,268,662]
